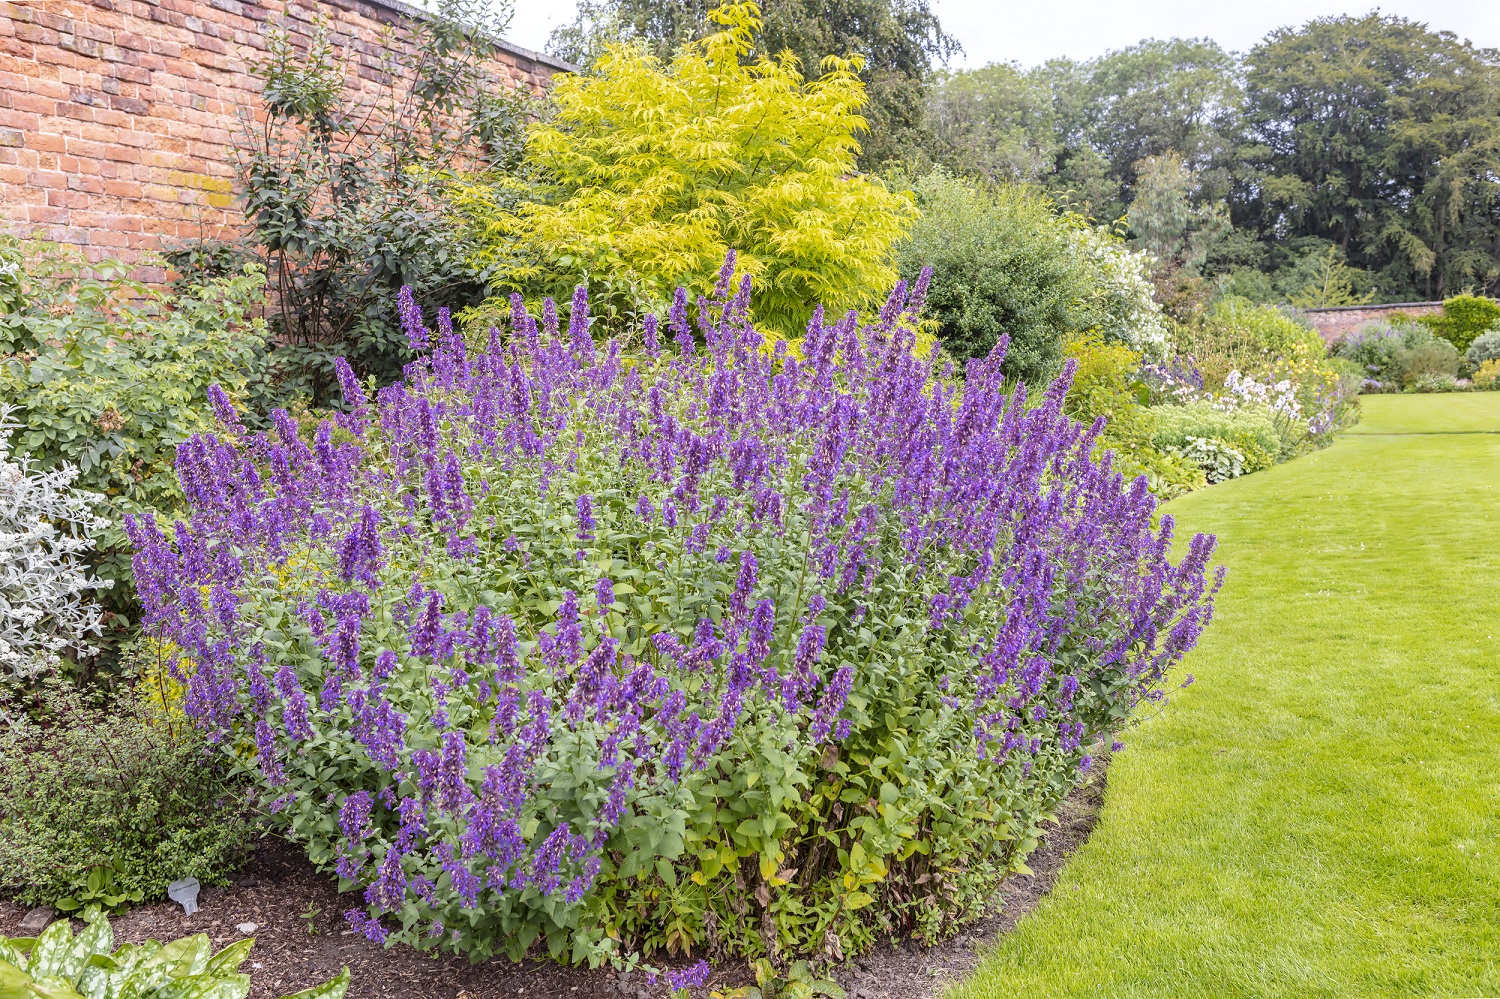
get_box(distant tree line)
[552,5,1500,306]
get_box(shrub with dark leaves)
[0,662,256,910]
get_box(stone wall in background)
[1300,301,1447,343]
[0,0,568,283]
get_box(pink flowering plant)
[126,256,1220,967]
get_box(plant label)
[167,877,200,916]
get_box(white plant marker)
[168,877,200,916]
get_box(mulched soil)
[0,765,1106,999]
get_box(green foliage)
[1282,245,1375,308]
[895,172,1087,382]
[1149,402,1280,474]
[1062,334,1205,498]
[1404,371,1468,393]
[1331,320,1438,386]
[1129,153,1230,280]
[0,911,349,999]
[1127,153,1232,319]
[1171,297,1326,393]
[457,3,914,338]
[921,14,1500,304]
[53,862,144,915]
[237,0,531,400]
[0,237,269,631]
[924,62,1059,185]
[1395,339,1460,387]
[1474,359,1500,389]
[1207,298,1324,356]
[549,0,957,169]
[1242,15,1500,300]
[1168,436,1247,484]
[924,38,1241,218]
[0,659,256,910]
[711,960,846,998]
[1465,330,1500,369]
[1423,295,1500,354]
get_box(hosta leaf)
[72,916,113,967]
[149,973,251,999]
[25,974,88,999]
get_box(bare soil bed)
[0,767,1105,999]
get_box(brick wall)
[1299,301,1447,342]
[0,0,569,283]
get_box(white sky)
[503,0,1500,67]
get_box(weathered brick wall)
[0,0,569,282]
[1299,301,1447,342]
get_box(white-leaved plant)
[0,403,111,680]
[1068,224,1171,357]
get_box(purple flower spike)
[123,276,1220,958]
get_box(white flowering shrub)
[1217,370,1304,420]
[1067,225,1170,357]
[0,405,111,679]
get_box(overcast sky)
[504,0,1500,67]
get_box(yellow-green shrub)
[1063,334,1205,498]
[449,2,915,336]
[1472,358,1500,389]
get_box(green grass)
[951,393,1500,998]
[1347,392,1500,434]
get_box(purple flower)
[576,494,595,540]
[666,961,711,992]
[399,285,426,350]
[206,383,240,430]
[124,265,1221,954]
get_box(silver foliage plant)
[0,404,111,680]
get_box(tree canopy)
[924,14,1500,302]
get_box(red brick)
[11,91,56,114]
[26,168,67,188]
[27,203,69,223]
[27,131,64,153]
[47,187,90,208]
[89,227,131,247]
[103,178,144,198]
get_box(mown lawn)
[952,393,1500,998]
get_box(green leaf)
[277,967,350,999]
[204,940,254,978]
[842,891,874,910]
[26,920,76,979]
[0,960,36,993]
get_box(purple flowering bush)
[126,257,1221,966]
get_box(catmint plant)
[128,258,1221,964]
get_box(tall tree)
[1084,38,1243,200]
[923,40,1241,219]
[1128,152,1231,317]
[1241,14,1500,298]
[925,62,1058,184]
